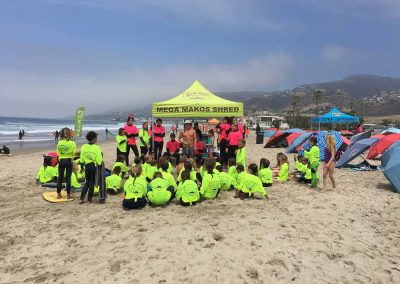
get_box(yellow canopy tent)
[152,80,243,118]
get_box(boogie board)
[42,191,74,203]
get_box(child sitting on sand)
[236,163,267,199]
[146,158,158,182]
[148,172,174,206]
[200,158,221,200]
[36,155,55,184]
[216,165,236,190]
[304,136,320,188]
[272,152,284,173]
[112,155,130,178]
[227,158,238,181]
[176,170,200,206]
[276,154,289,182]
[297,158,312,184]
[177,160,197,184]
[236,164,246,186]
[122,165,148,210]
[176,154,188,175]
[106,166,123,195]
[258,158,272,187]
[158,158,177,191]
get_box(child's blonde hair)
[325,134,335,152]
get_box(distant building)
[255,114,285,129]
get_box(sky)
[1,0,400,118]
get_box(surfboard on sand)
[42,191,74,203]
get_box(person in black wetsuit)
[0,145,10,154]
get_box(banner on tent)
[155,106,240,114]
[74,107,85,138]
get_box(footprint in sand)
[212,233,224,242]
[246,268,259,279]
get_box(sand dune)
[0,136,399,283]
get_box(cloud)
[44,0,284,31]
[322,45,351,62]
[0,52,295,118]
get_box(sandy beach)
[0,135,399,283]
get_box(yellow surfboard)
[42,191,74,203]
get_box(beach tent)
[284,128,306,134]
[264,131,288,148]
[152,80,243,118]
[298,131,344,161]
[336,138,379,168]
[350,130,372,145]
[264,129,306,148]
[312,108,360,124]
[367,134,400,159]
[381,141,400,168]
[382,145,400,193]
[286,132,313,153]
[264,129,277,138]
[208,118,220,125]
[382,128,400,135]
[340,130,354,136]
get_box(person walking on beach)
[123,115,139,165]
[179,120,197,158]
[323,134,337,191]
[55,130,59,141]
[56,128,77,199]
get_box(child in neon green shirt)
[200,159,220,199]
[106,166,123,195]
[258,158,272,187]
[236,163,267,199]
[176,170,200,206]
[304,136,320,187]
[148,172,174,206]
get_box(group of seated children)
[118,157,270,210]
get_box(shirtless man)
[178,120,197,158]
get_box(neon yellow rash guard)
[148,178,171,206]
[80,144,103,165]
[160,170,177,190]
[139,129,151,147]
[219,171,232,190]
[124,176,147,201]
[146,166,158,180]
[239,173,267,197]
[36,166,55,183]
[106,174,122,193]
[177,168,197,182]
[71,172,82,189]
[236,147,246,168]
[56,139,77,159]
[295,161,303,172]
[277,162,289,182]
[176,180,200,204]
[237,171,246,186]
[304,145,320,165]
[258,168,273,184]
[112,162,129,176]
[228,166,238,181]
[200,173,220,199]
[116,134,127,153]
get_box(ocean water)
[0,116,146,151]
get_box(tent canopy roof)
[152,80,243,118]
[312,108,360,123]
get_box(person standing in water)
[56,128,77,199]
[123,115,139,165]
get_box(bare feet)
[56,193,62,199]
[79,200,85,204]
[67,194,73,199]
